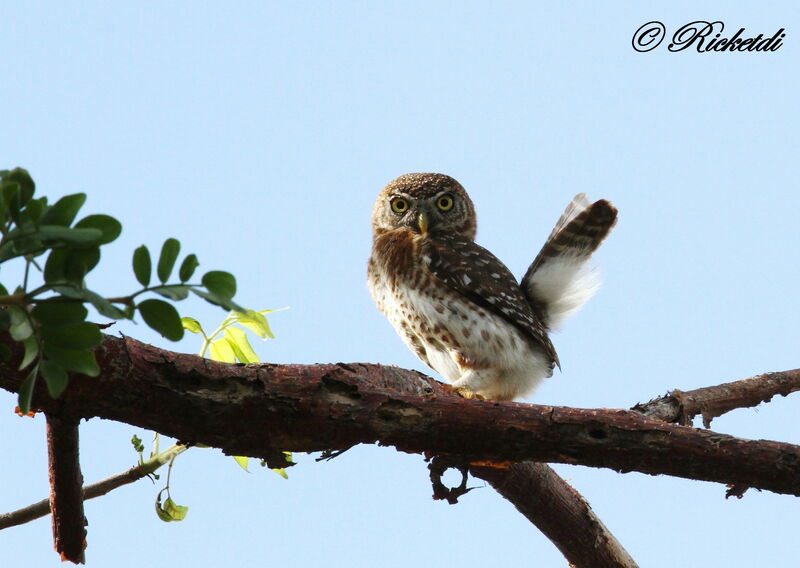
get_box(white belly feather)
[370,276,552,400]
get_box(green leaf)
[0,242,19,263]
[233,456,249,472]
[191,288,243,312]
[208,337,236,363]
[32,302,88,326]
[155,493,188,523]
[74,214,122,244]
[181,317,203,334]
[43,344,100,376]
[40,360,68,398]
[0,344,11,361]
[272,467,289,480]
[24,197,46,224]
[17,366,38,415]
[234,309,274,339]
[0,186,7,224]
[67,247,101,280]
[138,299,184,341]
[43,247,98,284]
[49,285,84,299]
[4,168,35,205]
[7,305,27,327]
[157,238,180,283]
[81,289,127,319]
[155,502,172,522]
[44,248,67,283]
[0,310,10,333]
[202,271,236,300]
[178,254,199,282]
[2,182,21,224]
[190,288,222,307]
[41,193,86,226]
[152,285,190,301]
[40,322,102,350]
[9,314,33,341]
[223,336,248,363]
[224,327,260,363]
[37,225,103,246]
[11,235,43,256]
[132,245,151,287]
[19,336,40,370]
[43,246,101,284]
[46,286,127,320]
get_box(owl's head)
[371,173,477,239]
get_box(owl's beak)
[417,211,429,234]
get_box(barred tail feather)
[522,194,617,330]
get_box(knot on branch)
[428,456,474,505]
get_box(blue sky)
[2,3,798,566]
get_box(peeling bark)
[2,335,799,496]
[633,369,800,427]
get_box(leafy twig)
[0,443,187,530]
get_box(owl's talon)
[454,386,485,400]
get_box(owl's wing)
[521,194,618,330]
[421,233,559,369]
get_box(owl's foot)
[453,386,485,400]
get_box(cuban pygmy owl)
[367,173,617,401]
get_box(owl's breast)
[368,230,450,369]
[368,229,418,277]
[368,229,421,304]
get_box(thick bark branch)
[634,369,800,426]
[471,462,638,568]
[464,369,800,568]
[3,336,799,568]
[2,335,800,497]
[46,413,86,564]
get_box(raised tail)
[521,193,617,330]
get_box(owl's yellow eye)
[436,194,454,211]
[391,198,409,214]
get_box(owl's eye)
[436,194,454,211]
[391,198,409,214]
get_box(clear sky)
[2,2,799,566]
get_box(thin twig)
[634,369,800,427]
[0,444,187,531]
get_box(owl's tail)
[521,193,618,330]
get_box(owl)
[367,173,617,401]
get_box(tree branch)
[632,368,800,500]
[45,413,86,564]
[1,335,798,497]
[462,369,800,567]
[471,462,638,568]
[0,444,187,531]
[633,369,800,426]
[3,336,798,568]
[465,369,800,567]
